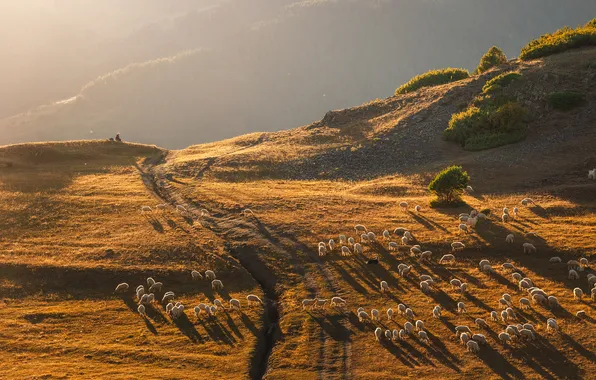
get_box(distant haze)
[1,0,596,148]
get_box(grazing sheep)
[503,294,513,305]
[547,296,559,309]
[328,239,336,251]
[404,322,414,335]
[439,254,456,264]
[386,308,394,321]
[405,308,415,320]
[357,307,364,314]
[451,242,465,252]
[339,235,347,245]
[398,304,407,314]
[230,299,241,310]
[401,236,409,245]
[146,277,155,287]
[466,216,478,227]
[175,205,187,214]
[481,264,493,274]
[523,243,537,254]
[384,330,392,340]
[410,245,422,255]
[380,281,389,293]
[573,287,583,300]
[433,306,442,319]
[460,332,470,345]
[404,231,413,241]
[358,311,371,322]
[478,259,490,269]
[318,245,327,256]
[138,294,149,305]
[589,169,596,180]
[450,279,462,289]
[149,282,163,293]
[347,237,355,246]
[211,280,224,293]
[579,258,589,268]
[155,203,167,212]
[467,340,481,354]
[418,330,430,343]
[499,332,512,344]
[512,272,523,281]
[459,215,469,223]
[136,287,145,300]
[115,283,129,293]
[374,327,383,341]
[506,307,516,320]
[367,232,377,242]
[382,230,391,240]
[546,318,558,333]
[371,309,380,321]
[520,198,535,206]
[455,325,472,337]
[549,256,562,263]
[392,329,400,341]
[205,270,216,281]
[355,224,368,233]
[498,298,509,309]
[532,294,547,305]
[519,329,535,341]
[415,320,424,331]
[501,213,510,223]
[523,323,535,333]
[505,234,514,244]
[420,281,431,294]
[519,298,531,309]
[576,310,586,318]
[361,234,370,244]
[569,270,580,280]
[247,294,264,306]
[399,201,408,211]
[457,302,467,313]
[501,310,509,322]
[330,296,347,307]
[302,299,316,310]
[490,311,499,322]
[191,270,203,281]
[568,260,581,271]
[354,243,363,254]
[162,292,175,304]
[472,334,487,345]
[141,206,153,214]
[470,209,478,218]
[388,242,399,251]
[242,208,255,217]
[393,227,406,236]
[503,207,510,215]
[502,263,515,271]
[399,329,408,340]
[399,265,412,277]
[417,251,431,263]
[458,224,469,234]
[475,318,489,329]
[415,205,422,213]
[466,185,474,193]
[341,246,352,256]
[137,304,146,316]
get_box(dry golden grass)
[0,141,264,379]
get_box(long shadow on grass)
[174,314,203,343]
[477,344,525,380]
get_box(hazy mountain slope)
[2,0,596,148]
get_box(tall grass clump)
[395,68,469,95]
[520,24,596,60]
[548,92,585,111]
[474,46,508,74]
[444,71,527,150]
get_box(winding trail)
[137,150,353,379]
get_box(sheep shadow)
[465,293,493,313]
[476,344,525,380]
[174,314,203,343]
[559,332,595,362]
[528,205,549,219]
[521,336,584,378]
[379,339,417,367]
[142,316,158,335]
[408,212,448,232]
[309,313,352,342]
[149,219,164,233]
[329,260,370,295]
[222,310,244,340]
[240,312,260,337]
[196,316,234,344]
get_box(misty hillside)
[2,0,596,148]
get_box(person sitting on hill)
[115,133,122,142]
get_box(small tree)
[428,165,470,206]
[474,46,507,74]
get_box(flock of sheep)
[308,195,594,356]
[115,269,263,323]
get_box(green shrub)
[475,46,508,74]
[548,92,585,111]
[482,72,522,93]
[520,26,596,60]
[585,18,596,28]
[395,68,470,95]
[428,165,470,206]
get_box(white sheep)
[439,254,456,264]
[432,305,442,319]
[211,279,224,291]
[398,304,407,314]
[358,311,371,322]
[579,258,589,268]
[420,281,431,294]
[466,185,474,193]
[523,243,537,254]
[162,292,175,303]
[532,294,547,305]
[505,234,514,244]
[388,242,399,251]
[547,296,559,309]
[367,232,377,242]
[501,213,510,223]
[136,287,145,300]
[418,330,430,343]
[380,281,389,293]
[503,207,510,215]
[458,224,469,233]
[499,332,512,344]
[460,283,468,294]
[475,318,489,329]
[339,234,347,245]
[340,246,351,257]
[472,334,487,345]
[191,270,203,280]
[393,227,406,236]
[330,296,347,307]
[166,302,175,314]
[455,325,472,337]
[247,294,264,306]
[513,207,519,218]
[519,298,531,309]
[451,242,465,252]
[568,260,581,271]
[115,283,129,293]
[155,203,167,212]
[382,230,391,240]
[549,256,562,263]
[399,201,408,211]
[328,239,336,251]
[410,245,422,255]
[576,310,586,318]
[512,272,523,281]
[302,299,316,310]
[347,237,355,246]
[415,205,422,213]
[214,299,224,309]
[141,206,153,214]
[460,332,470,345]
[387,308,394,321]
[501,310,508,322]
[502,263,515,272]
[385,330,392,340]
[457,302,467,313]
[146,277,155,287]
[361,234,370,244]
[573,287,583,300]
[467,340,480,353]
[490,311,499,321]
[148,282,162,293]
[503,293,513,305]
[230,299,241,310]
[569,269,580,280]
[546,318,558,333]
[137,304,146,317]
[354,243,363,254]
[520,198,535,206]
[450,278,462,289]
[405,308,415,320]
[355,224,368,233]
[415,320,424,331]
[392,329,400,341]
[404,321,414,335]
[176,204,187,214]
[318,245,327,256]
[523,323,535,332]
[506,307,516,320]
[205,270,216,281]
[374,327,383,341]
[404,231,413,241]
[243,208,255,217]
[519,329,535,341]
[398,329,408,340]
[401,236,409,246]
[371,309,380,321]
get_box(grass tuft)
[395,68,469,95]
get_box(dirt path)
[138,151,352,379]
